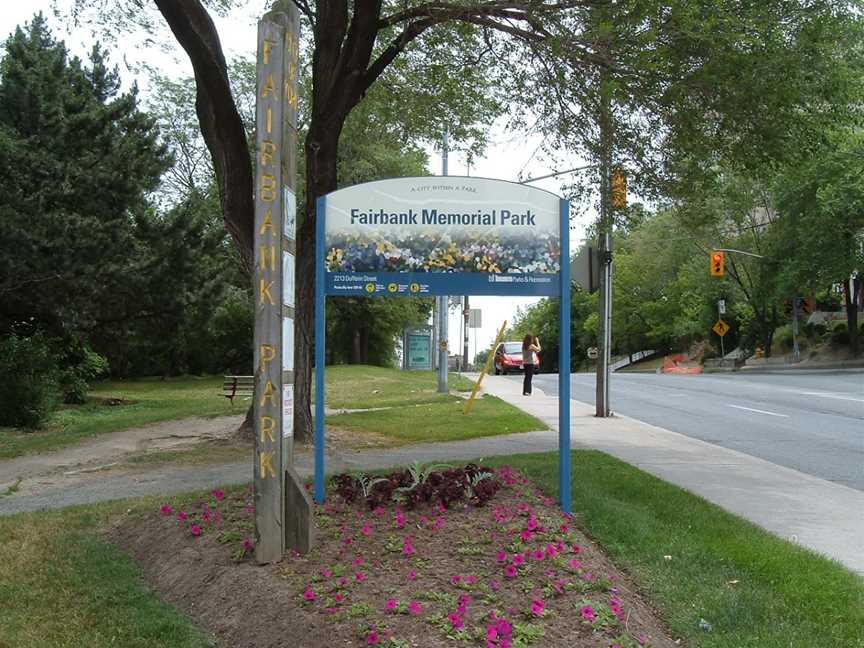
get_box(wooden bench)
[223,375,254,405]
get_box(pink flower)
[202,510,214,523]
[322,568,332,578]
[486,625,498,640]
[451,575,462,585]
[571,544,582,554]
[527,516,539,531]
[530,599,545,616]
[504,565,518,578]
[402,537,415,555]
[160,504,173,515]
[211,489,225,500]
[355,572,366,582]
[512,553,525,566]
[580,605,596,622]
[638,635,649,645]
[560,523,569,533]
[366,630,379,645]
[303,588,316,601]
[334,593,345,602]
[519,530,533,542]
[583,571,595,582]
[532,550,545,561]
[342,536,354,546]
[385,598,398,610]
[545,544,557,558]
[189,524,202,536]
[395,510,406,528]
[489,578,501,591]
[243,537,254,551]
[447,612,464,629]
[407,569,417,580]
[496,550,508,563]
[176,511,188,521]
[373,506,385,517]
[352,556,364,566]
[243,505,254,514]
[465,575,477,585]
[568,558,582,569]
[338,577,349,586]
[409,600,422,615]
[361,521,372,536]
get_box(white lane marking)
[798,391,864,403]
[728,404,789,418]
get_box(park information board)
[315,177,573,511]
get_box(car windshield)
[503,343,522,354]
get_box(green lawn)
[0,497,213,648]
[493,452,864,648]
[327,395,544,444]
[322,364,474,409]
[0,376,232,459]
[323,365,545,443]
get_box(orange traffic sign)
[713,319,730,337]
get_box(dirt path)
[0,415,244,492]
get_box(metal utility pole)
[437,128,450,393]
[463,296,470,370]
[595,78,613,418]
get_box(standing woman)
[522,334,542,395]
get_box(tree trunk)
[294,122,342,442]
[844,278,860,357]
[351,328,362,364]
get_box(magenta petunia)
[366,630,379,645]
[465,575,477,585]
[545,544,557,558]
[334,593,345,602]
[447,612,464,629]
[352,556,364,566]
[451,575,462,585]
[519,530,533,542]
[355,572,366,582]
[496,550,508,563]
[512,553,525,566]
[580,605,596,621]
[211,489,225,500]
[532,550,545,561]
[568,558,582,569]
[407,569,417,580]
[409,600,422,615]
[189,524,202,536]
[385,598,398,610]
[373,506,385,517]
[504,565,518,578]
[303,588,316,601]
[322,568,332,577]
[243,537,254,551]
[159,504,173,515]
[176,511,188,521]
[530,598,545,616]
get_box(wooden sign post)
[254,3,312,564]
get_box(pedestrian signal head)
[710,251,725,277]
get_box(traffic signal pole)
[595,70,613,418]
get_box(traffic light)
[611,169,627,209]
[710,251,725,277]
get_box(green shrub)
[59,347,110,404]
[0,332,59,428]
[773,325,793,352]
[830,323,850,348]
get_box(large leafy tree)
[0,15,170,348]
[775,130,864,356]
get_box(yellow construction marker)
[464,320,508,415]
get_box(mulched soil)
[110,467,683,648]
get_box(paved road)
[524,370,864,491]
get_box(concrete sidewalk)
[477,375,864,576]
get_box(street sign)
[713,319,730,337]
[468,309,482,328]
[718,299,726,315]
[587,347,599,359]
[571,245,599,293]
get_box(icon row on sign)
[364,282,424,294]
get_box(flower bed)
[133,465,677,648]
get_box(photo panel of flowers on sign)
[320,177,562,296]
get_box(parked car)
[493,341,535,375]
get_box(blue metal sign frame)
[314,178,571,512]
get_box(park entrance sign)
[315,177,573,510]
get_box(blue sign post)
[315,177,571,511]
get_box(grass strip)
[327,395,545,444]
[490,451,864,648]
[0,500,213,648]
[322,365,474,410]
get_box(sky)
[1,2,594,362]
